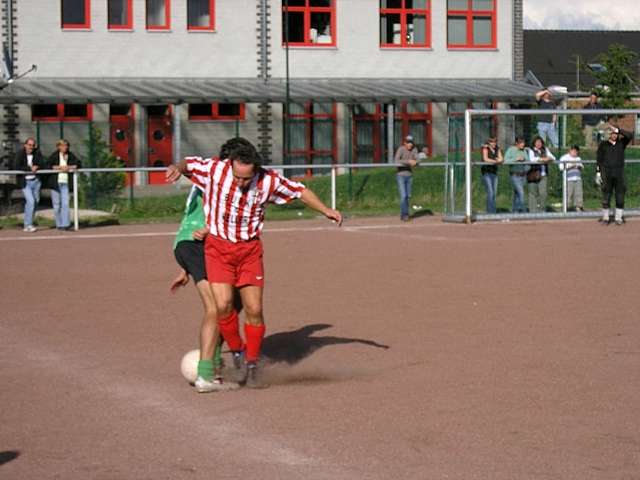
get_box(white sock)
[615,208,623,221]
[602,208,610,220]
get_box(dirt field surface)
[1,216,639,480]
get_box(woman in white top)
[47,139,81,230]
[527,136,555,213]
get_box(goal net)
[444,107,640,222]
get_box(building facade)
[1,0,533,182]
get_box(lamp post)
[284,0,291,170]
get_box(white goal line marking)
[0,221,442,242]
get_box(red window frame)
[61,0,91,29]
[188,103,246,121]
[380,0,431,49]
[353,103,432,163]
[285,103,337,176]
[187,0,215,31]
[447,0,496,49]
[32,104,94,122]
[146,0,171,30]
[282,0,337,47]
[108,0,134,30]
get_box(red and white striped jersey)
[185,156,306,242]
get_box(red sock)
[244,323,266,363]
[217,311,243,352]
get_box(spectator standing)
[535,89,559,147]
[582,92,606,148]
[394,135,418,221]
[527,136,555,213]
[558,145,584,212]
[480,137,503,213]
[13,137,45,232]
[47,139,81,230]
[504,136,528,213]
[597,125,633,225]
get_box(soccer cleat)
[194,375,240,393]
[244,362,269,389]
[615,219,624,226]
[23,225,37,232]
[231,351,247,383]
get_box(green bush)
[79,125,125,209]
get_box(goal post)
[444,108,640,223]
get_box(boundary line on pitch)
[0,221,444,242]
[1,217,611,243]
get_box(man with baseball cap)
[394,135,419,221]
[597,124,633,225]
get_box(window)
[108,0,133,29]
[353,103,432,163]
[146,0,170,30]
[187,0,215,31]
[282,0,336,47]
[447,0,496,48]
[61,0,91,29]
[285,103,337,176]
[32,104,93,122]
[380,0,431,48]
[188,103,245,121]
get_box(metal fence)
[448,108,640,222]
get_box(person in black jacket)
[13,137,46,232]
[597,125,633,225]
[47,139,81,230]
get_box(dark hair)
[515,136,526,144]
[570,144,580,151]
[531,135,545,149]
[219,137,256,159]
[229,143,261,168]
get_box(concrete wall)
[18,0,258,78]
[271,0,513,79]
[17,0,513,81]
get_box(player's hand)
[170,269,189,293]
[192,228,209,241]
[166,165,181,183]
[325,209,343,226]
[595,172,602,187]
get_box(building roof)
[0,77,539,104]
[524,30,640,92]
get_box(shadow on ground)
[0,451,20,466]
[261,323,389,366]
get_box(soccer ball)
[180,349,200,384]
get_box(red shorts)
[205,235,264,288]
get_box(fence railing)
[1,162,448,230]
[3,158,638,230]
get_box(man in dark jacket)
[13,137,46,232]
[597,125,633,225]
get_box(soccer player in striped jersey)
[166,140,342,388]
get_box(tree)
[590,43,638,108]
[80,124,125,208]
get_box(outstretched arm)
[166,159,189,182]
[300,188,343,226]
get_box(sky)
[523,0,640,30]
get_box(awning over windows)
[0,77,539,104]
